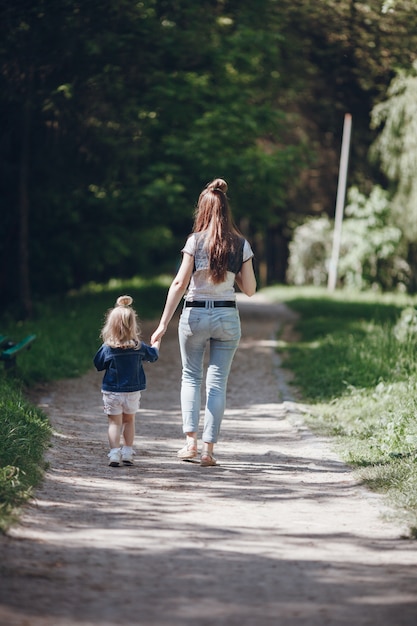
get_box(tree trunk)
[18,69,33,319]
[407,243,417,294]
[265,224,289,285]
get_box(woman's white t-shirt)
[182,233,254,301]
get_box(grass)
[263,286,417,537]
[0,277,170,531]
[1,276,171,384]
[0,377,52,532]
[3,280,417,536]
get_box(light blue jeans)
[178,304,241,443]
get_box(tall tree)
[371,60,417,289]
[0,0,307,305]
[2,0,417,308]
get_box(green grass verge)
[1,276,171,384]
[4,281,417,536]
[264,286,417,537]
[0,377,51,532]
[0,277,170,531]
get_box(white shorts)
[102,391,142,415]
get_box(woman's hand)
[151,325,166,345]
[151,339,161,351]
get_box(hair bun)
[116,295,133,307]
[208,178,228,194]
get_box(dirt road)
[1,294,416,625]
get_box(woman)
[151,178,256,466]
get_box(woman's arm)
[150,253,194,344]
[235,258,257,297]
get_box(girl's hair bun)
[116,295,133,307]
[207,178,228,194]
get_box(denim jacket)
[93,342,159,392]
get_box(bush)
[287,216,333,286]
[287,185,409,291]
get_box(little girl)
[94,295,160,466]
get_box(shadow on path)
[0,293,416,626]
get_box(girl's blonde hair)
[100,295,141,348]
[193,178,242,284]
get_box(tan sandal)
[200,452,217,467]
[177,443,198,460]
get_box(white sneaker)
[121,446,135,465]
[108,448,122,467]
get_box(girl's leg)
[108,414,123,449]
[121,413,136,465]
[120,391,141,447]
[120,393,141,464]
[121,413,135,446]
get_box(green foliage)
[340,186,407,290]
[287,185,408,290]
[2,0,417,307]
[0,377,51,531]
[0,0,309,303]
[0,277,170,383]
[287,217,333,286]
[267,285,417,533]
[0,277,168,530]
[393,306,417,342]
[371,60,417,242]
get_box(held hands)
[151,324,166,346]
[151,339,161,351]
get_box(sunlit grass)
[4,281,417,535]
[0,276,170,531]
[0,377,51,532]
[266,285,417,536]
[1,276,170,384]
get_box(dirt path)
[1,294,417,626]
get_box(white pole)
[327,113,352,291]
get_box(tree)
[0,0,308,309]
[370,59,417,289]
[371,60,417,239]
[287,186,407,290]
[2,0,417,310]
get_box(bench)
[0,334,37,371]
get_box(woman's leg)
[120,413,136,464]
[121,413,135,446]
[120,391,141,446]
[202,338,239,444]
[202,308,241,445]
[178,308,209,435]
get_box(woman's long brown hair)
[192,178,242,283]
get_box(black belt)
[185,300,236,308]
